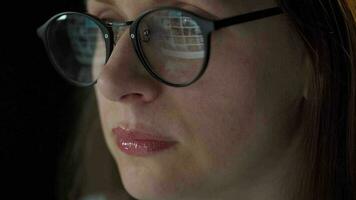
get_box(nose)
[96,30,161,104]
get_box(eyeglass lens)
[138,10,206,85]
[48,14,107,85]
[46,9,206,85]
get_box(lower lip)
[113,129,177,156]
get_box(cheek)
[94,88,121,152]
[172,30,257,170]
[170,85,256,188]
[96,94,113,129]
[195,103,256,169]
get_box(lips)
[112,126,177,156]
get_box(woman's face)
[89,0,309,199]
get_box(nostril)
[120,93,144,101]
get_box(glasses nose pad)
[142,29,151,43]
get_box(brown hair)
[56,0,356,199]
[279,0,356,199]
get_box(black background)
[0,1,85,199]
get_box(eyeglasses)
[37,6,283,87]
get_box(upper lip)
[112,123,177,141]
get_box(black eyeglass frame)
[37,6,283,87]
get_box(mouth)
[112,126,178,157]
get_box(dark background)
[0,1,85,199]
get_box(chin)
[115,155,208,200]
[111,144,205,200]
[119,166,183,200]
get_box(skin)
[87,0,311,199]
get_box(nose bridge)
[107,26,146,76]
[96,22,160,103]
[110,21,132,46]
[105,21,145,73]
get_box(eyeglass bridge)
[105,21,133,45]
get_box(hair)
[277,0,356,199]
[55,0,356,200]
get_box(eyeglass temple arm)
[213,7,283,31]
